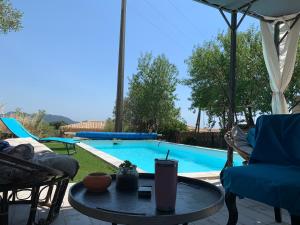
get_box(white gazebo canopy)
[192,0,300,165]
[194,0,300,114]
[194,0,300,21]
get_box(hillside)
[43,114,77,124]
[3,112,77,125]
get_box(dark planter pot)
[116,167,139,191]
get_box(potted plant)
[116,160,139,191]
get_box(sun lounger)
[0,117,79,154]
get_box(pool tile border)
[77,142,221,179]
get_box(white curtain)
[260,19,300,114]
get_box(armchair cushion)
[250,114,300,166]
[246,128,256,148]
[6,138,78,177]
[222,164,300,215]
[0,144,37,184]
[32,152,79,178]
[0,141,10,151]
[0,138,79,184]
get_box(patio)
[10,181,292,225]
[1,0,300,224]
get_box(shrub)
[14,109,59,137]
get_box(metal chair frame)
[0,152,70,225]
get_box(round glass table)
[69,173,224,225]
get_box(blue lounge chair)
[221,114,300,225]
[0,117,79,155]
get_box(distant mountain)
[43,114,77,124]
[3,112,77,125]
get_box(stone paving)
[8,182,292,225]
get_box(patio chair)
[0,151,69,225]
[0,138,79,225]
[0,117,79,155]
[221,114,300,225]
[224,125,282,222]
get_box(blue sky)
[1,0,258,126]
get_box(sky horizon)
[1,0,258,126]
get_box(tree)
[285,42,300,110]
[0,0,22,33]
[13,108,58,137]
[50,121,68,130]
[103,118,115,132]
[124,53,186,133]
[185,26,273,129]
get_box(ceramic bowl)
[83,173,112,192]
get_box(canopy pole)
[274,22,280,57]
[219,9,238,167]
[228,11,237,130]
[115,0,127,132]
[227,11,237,167]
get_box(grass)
[45,142,117,182]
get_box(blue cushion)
[250,114,300,166]
[246,128,256,148]
[222,164,300,215]
[0,141,10,151]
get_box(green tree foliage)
[103,118,115,132]
[185,27,276,129]
[285,44,300,109]
[14,108,58,137]
[124,53,186,133]
[50,121,68,130]
[0,0,22,33]
[185,26,300,129]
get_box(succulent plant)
[119,160,136,169]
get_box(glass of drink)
[155,158,178,212]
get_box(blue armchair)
[221,114,300,225]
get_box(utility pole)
[115,0,127,132]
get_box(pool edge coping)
[77,142,221,179]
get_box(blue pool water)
[82,140,243,173]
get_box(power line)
[167,0,203,36]
[129,1,188,50]
[142,0,196,44]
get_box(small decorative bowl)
[83,173,112,192]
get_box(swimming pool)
[82,140,243,173]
